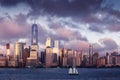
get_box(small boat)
[68,67,79,75]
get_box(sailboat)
[68,51,79,75]
[68,67,78,75]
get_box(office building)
[52,53,58,67]
[106,52,110,64]
[23,46,30,67]
[54,40,59,48]
[110,52,118,65]
[60,48,67,67]
[41,51,46,64]
[116,55,120,66]
[89,45,93,65]
[93,52,99,66]
[80,49,84,63]
[45,47,53,67]
[31,23,38,45]
[100,57,106,66]
[14,42,26,67]
[26,44,39,67]
[6,43,10,60]
[67,49,73,67]
[0,55,6,67]
[74,51,81,66]
[109,52,120,66]
[82,54,89,66]
[53,40,59,59]
[62,57,67,67]
[45,37,51,47]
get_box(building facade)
[14,42,26,67]
[89,45,93,65]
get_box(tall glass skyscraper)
[31,23,38,45]
[89,45,93,64]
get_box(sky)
[0,0,120,56]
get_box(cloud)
[93,38,118,55]
[0,0,25,7]
[89,24,105,33]
[29,0,104,17]
[99,38,118,50]
[64,40,90,50]
[49,27,88,42]
[0,0,104,17]
[106,24,120,32]
[0,13,30,40]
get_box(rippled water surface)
[0,68,120,80]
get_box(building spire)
[34,19,36,24]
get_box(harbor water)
[0,68,120,80]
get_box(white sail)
[75,68,78,74]
[68,67,79,75]
[68,68,73,74]
[73,68,76,74]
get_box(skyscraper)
[14,42,26,67]
[106,52,110,65]
[45,37,51,47]
[45,47,53,67]
[6,43,10,66]
[60,48,67,66]
[93,52,99,65]
[26,23,39,67]
[6,43,10,58]
[31,23,38,45]
[54,40,59,48]
[89,45,93,65]
[53,40,59,56]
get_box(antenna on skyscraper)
[33,19,36,24]
[33,18,36,24]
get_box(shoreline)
[0,66,120,69]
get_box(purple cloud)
[0,13,30,40]
[93,38,118,55]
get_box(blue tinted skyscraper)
[31,23,38,45]
[89,45,93,64]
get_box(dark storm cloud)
[0,0,25,6]
[28,0,104,17]
[101,1,120,18]
[89,25,104,33]
[0,0,103,16]
[109,9,120,18]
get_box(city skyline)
[0,0,120,56]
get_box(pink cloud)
[107,24,120,32]
[55,27,74,39]
[64,40,90,50]
[0,15,30,40]
[93,37,118,55]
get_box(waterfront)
[0,68,120,80]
